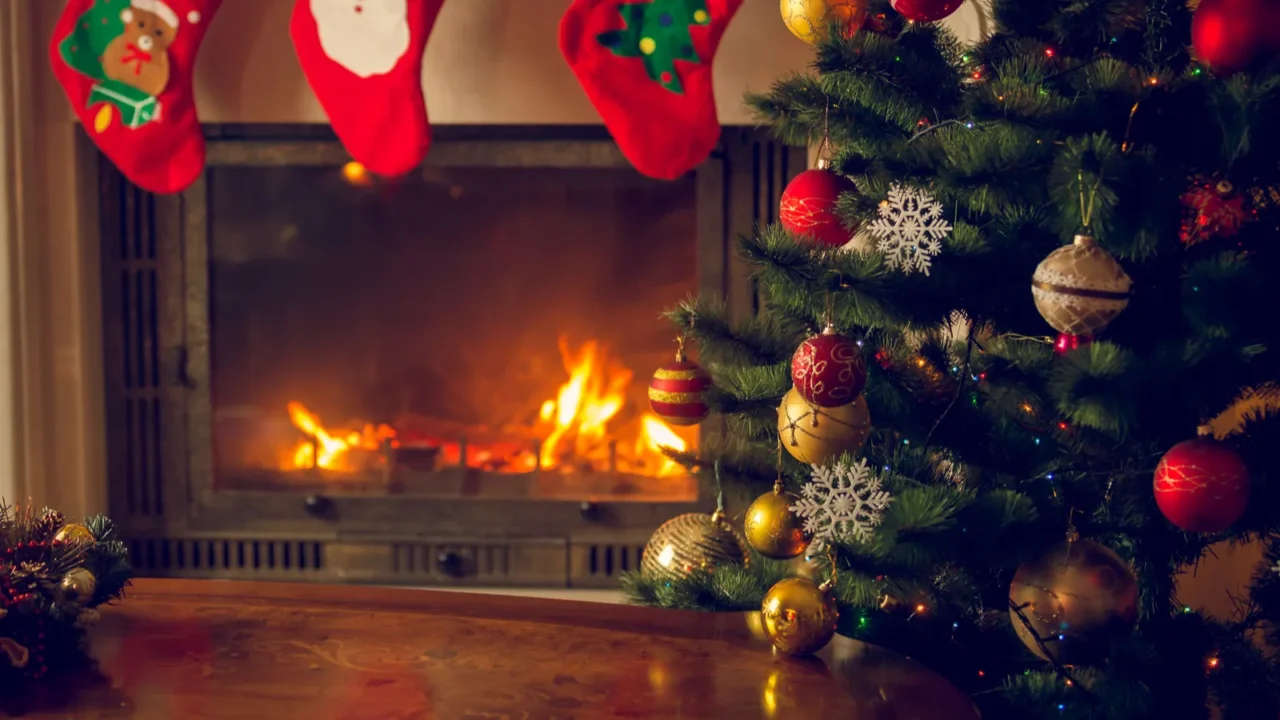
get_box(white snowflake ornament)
[790,458,893,550]
[866,183,952,275]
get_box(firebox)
[100,125,803,587]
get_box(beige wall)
[192,0,989,125]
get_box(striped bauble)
[648,354,712,427]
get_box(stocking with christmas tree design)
[561,0,743,180]
[50,0,219,194]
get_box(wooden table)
[3,579,978,719]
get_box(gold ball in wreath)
[54,523,94,545]
[641,510,748,579]
[778,387,871,465]
[1031,233,1132,336]
[761,577,839,656]
[59,568,97,605]
[743,486,811,559]
[1008,539,1138,665]
[780,0,869,43]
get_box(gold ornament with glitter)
[641,509,748,578]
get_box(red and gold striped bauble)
[648,352,712,427]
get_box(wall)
[193,0,989,125]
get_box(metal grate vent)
[128,538,325,576]
[390,543,510,578]
[585,544,646,578]
[105,173,165,519]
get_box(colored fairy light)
[965,122,975,128]
[1044,48,1055,57]
[1046,473,1055,480]
[1207,656,1220,670]
[915,603,926,613]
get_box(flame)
[283,402,394,472]
[281,336,690,477]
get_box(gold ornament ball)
[1008,539,1139,665]
[743,487,811,559]
[641,511,748,579]
[1031,233,1132,336]
[780,0,869,44]
[761,577,839,656]
[778,388,871,465]
[59,568,97,605]
[54,523,94,545]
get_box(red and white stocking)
[50,0,220,194]
[560,0,743,180]
[291,0,444,177]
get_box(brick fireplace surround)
[4,0,1248,609]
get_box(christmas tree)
[626,1,1280,717]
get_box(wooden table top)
[3,579,978,720]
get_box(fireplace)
[100,125,803,587]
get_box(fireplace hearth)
[100,125,803,587]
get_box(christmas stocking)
[560,0,743,180]
[50,0,219,195]
[291,0,444,177]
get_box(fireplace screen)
[205,153,699,501]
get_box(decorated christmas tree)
[627,0,1280,717]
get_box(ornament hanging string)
[1077,170,1104,230]
[713,460,727,518]
[816,98,833,164]
[774,439,786,494]
[1120,102,1141,153]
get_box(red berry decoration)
[1192,0,1280,74]
[791,325,867,407]
[779,164,857,248]
[1153,428,1250,533]
[648,344,712,427]
[890,0,964,23]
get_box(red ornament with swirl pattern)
[890,0,964,23]
[791,325,866,407]
[1153,428,1250,533]
[648,346,712,427]
[779,165,857,248]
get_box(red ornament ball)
[648,355,712,427]
[1192,0,1280,73]
[791,326,867,407]
[779,167,857,248]
[1153,433,1250,533]
[890,0,964,23]
[1179,179,1250,246]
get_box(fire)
[283,402,394,472]
[281,337,691,477]
[533,337,689,477]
